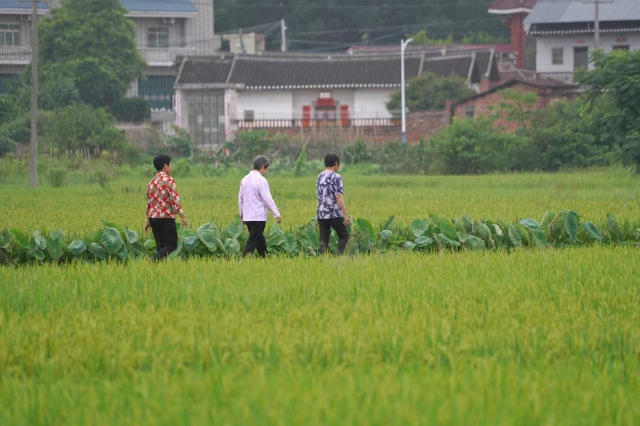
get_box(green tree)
[386,72,475,112]
[38,0,145,109]
[576,49,640,170]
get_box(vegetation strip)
[1,210,637,265]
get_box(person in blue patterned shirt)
[316,153,350,254]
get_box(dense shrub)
[40,103,126,153]
[111,97,148,122]
[47,167,68,187]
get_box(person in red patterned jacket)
[144,155,189,260]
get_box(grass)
[3,169,640,235]
[2,169,640,424]
[1,248,639,424]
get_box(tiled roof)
[524,0,640,24]
[121,0,196,13]
[175,53,484,90]
[0,0,48,10]
[488,0,536,13]
[453,78,576,107]
[528,20,640,35]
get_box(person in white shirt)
[238,155,282,257]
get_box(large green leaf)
[562,210,579,244]
[411,219,429,238]
[508,225,522,248]
[283,234,298,254]
[532,230,547,248]
[539,211,556,230]
[463,235,485,251]
[404,241,416,250]
[519,218,540,230]
[581,221,603,241]
[33,230,47,250]
[0,234,5,249]
[28,248,45,261]
[461,215,473,233]
[379,230,393,240]
[197,222,219,252]
[473,221,492,243]
[124,226,138,244]
[225,222,244,240]
[67,240,87,256]
[429,215,457,240]
[184,236,201,251]
[168,239,184,261]
[225,238,241,255]
[355,218,376,252]
[46,238,63,261]
[100,227,124,254]
[516,225,530,246]
[115,244,128,261]
[434,233,460,248]
[89,243,108,260]
[415,235,434,248]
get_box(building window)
[147,27,170,48]
[613,45,629,51]
[0,24,21,46]
[244,110,254,121]
[464,105,475,119]
[552,47,564,65]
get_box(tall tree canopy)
[215,0,508,52]
[386,72,476,112]
[576,50,640,171]
[38,0,145,108]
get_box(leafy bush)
[111,97,148,122]
[40,103,125,153]
[429,116,528,174]
[1,210,636,266]
[47,167,68,187]
[387,72,476,112]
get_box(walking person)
[238,155,282,257]
[144,154,188,260]
[316,153,350,255]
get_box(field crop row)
[1,248,639,424]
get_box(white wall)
[235,88,392,120]
[237,91,294,120]
[536,33,640,73]
[353,89,394,119]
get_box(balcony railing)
[0,46,31,63]
[537,72,575,84]
[138,47,195,63]
[237,118,400,129]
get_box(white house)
[173,51,497,149]
[0,0,218,108]
[524,0,640,83]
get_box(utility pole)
[29,0,38,188]
[583,0,614,50]
[400,38,412,145]
[280,18,287,52]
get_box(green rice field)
[1,170,640,425]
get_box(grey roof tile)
[176,53,483,89]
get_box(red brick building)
[452,78,576,131]
[488,0,537,69]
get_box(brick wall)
[452,82,572,131]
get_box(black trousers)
[149,218,178,260]
[318,218,349,255]
[244,221,267,258]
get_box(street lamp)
[401,38,412,144]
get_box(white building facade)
[525,0,640,83]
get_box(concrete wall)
[536,33,640,73]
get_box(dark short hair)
[253,155,270,170]
[324,153,340,167]
[153,154,171,171]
